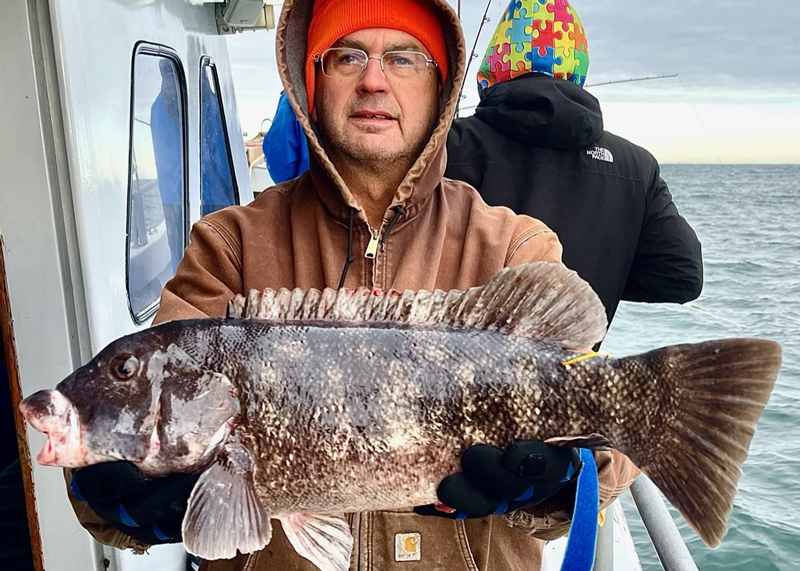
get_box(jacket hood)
[476,0,589,94]
[475,73,603,150]
[275,0,466,224]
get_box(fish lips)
[19,389,85,466]
[20,389,73,435]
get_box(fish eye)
[110,355,139,380]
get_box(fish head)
[20,324,240,475]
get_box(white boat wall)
[1,0,251,569]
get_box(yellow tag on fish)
[395,533,421,562]
[561,351,610,367]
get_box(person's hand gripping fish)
[416,441,580,519]
[69,462,196,545]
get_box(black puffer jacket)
[446,73,703,327]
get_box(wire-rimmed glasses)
[315,47,438,81]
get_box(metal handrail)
[628,476,700,571]
[592,502,614,570]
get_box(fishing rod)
[458,73,680,114]
[584,74,678,88]
[588,73,724,164]
[455,0,493,117]
[679,303,747,329]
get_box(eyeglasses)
[315,47,438,81]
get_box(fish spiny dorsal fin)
[229,263,607,348]
[226,299,238,319]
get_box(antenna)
[456,0,493,117]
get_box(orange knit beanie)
[305,0,449,114]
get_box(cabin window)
[126,45,187,322]
[199,57,239,215]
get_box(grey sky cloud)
[456,0,800,91]
[228,1,800,103]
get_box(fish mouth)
[19,389,87,467]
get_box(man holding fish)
[19,1,778,570]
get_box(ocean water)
[602,164,800,571]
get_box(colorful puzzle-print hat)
[477,0,589,94]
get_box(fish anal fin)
[182,441,270,560]
[230,263,607,349]
[278,512,353,571]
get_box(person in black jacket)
[446,0,702,328]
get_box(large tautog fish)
[20,263,781,570]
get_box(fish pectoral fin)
[182,442,271,560]
[278,512,353,571]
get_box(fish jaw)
[19,389,92,468]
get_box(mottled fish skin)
[20,263,781,554]
[168,319,653,515]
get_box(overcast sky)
[227,0,800,163]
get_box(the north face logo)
[587,146,614,163]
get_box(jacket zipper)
[365,224,385,290]
[364,225,380,259]
[365,206,404,288]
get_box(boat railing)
[592,475,700,571]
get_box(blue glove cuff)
[559,448,599,571]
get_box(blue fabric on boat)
[559,448,599,571]
[262,91,310,184]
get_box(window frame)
[125,41,189,324]
[199,56,240,211]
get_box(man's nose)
[357,58,390,94]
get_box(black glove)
[415,441,581,519]
[70,462,198,545]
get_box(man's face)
[312,28,441,169]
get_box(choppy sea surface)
[602,164,800,571]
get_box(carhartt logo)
[395,533,421,562]
[587,146,614,163]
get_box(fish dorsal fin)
[229,262,607,349]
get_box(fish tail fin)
[629,338,781,547]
